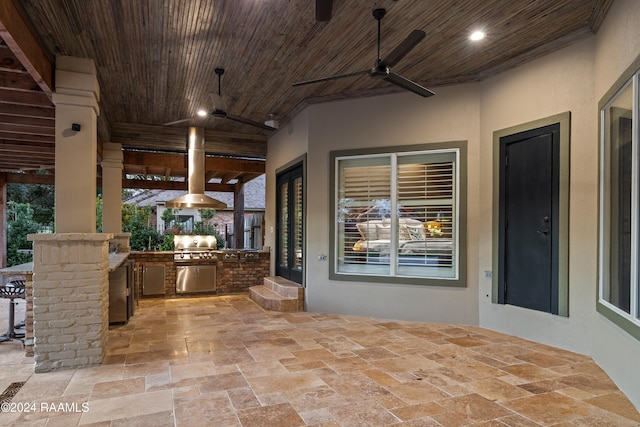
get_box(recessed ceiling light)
[197,109,207,117]
[470,30,485,41]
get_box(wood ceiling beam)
[0,87,51,106]
[0,0,53,98]
[123,151,186,170]
[0,157,52,167]
[0,130,53,143]
[0,122,54,136]
[0,103,54,118]
[120,178,234,192]
[122,151,265,174]
[0,45,25,73]
[220,172,240,184]
[0,69,42,90]
[0,164,53,172]
[0,141,55,153]
[111,123,267,158]
[4,171,54,184]
[0,113,53,128]
[113,123,267,143]
[0,151,53,160]
[205,171,218,182]
[238,172,263,183]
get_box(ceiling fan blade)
[384,72,435,97]
[292,69,368,87]
[163,117,194,126]
[382,30,425,67]
[315,0,332,21]
[227,114,278,131]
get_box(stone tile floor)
[0,294,639,426]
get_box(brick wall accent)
[128,252,176,297]
[128,250,270,297]
[24,272,33,357]
[28,233,111,373]
[216,252,270,294]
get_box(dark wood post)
[234,181,245,249]
[0,173,6,269]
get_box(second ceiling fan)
[316,0,332,21]
[164,68,277,131]
[293,8,435,97]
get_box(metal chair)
[0,280,26,343]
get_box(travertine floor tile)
[0,294,637,426]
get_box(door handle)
[536,229,549,236]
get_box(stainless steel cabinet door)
[176,265,216,293]
[142,265,166,295]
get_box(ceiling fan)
[316,0,332,21]
[293,8,435,97]
[164,68,277,130]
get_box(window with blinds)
[335,149,458,280]
[293,175,303,271]
[279,181,289,269]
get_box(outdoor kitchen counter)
[128,250,270,297]
[108,253,130,272]
[0,253,128,276]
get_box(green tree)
[161,208,176,230]
[8,182,54,227]
[96,197,103,232]
[199,209,216,221]
[6,201,41,266]
[122,204,161,251]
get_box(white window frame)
[598,68,640,340]
[329,142,467,287]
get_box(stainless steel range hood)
[165,127,228,210]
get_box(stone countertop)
[0,254,129,275]
[0,262,34,275]
[130,250,269,254]
[108,253,130,272]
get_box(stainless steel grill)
[174,249,217,263]
[174,235,218,262]
[173,235,217,293]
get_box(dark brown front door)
[499,123,560,314]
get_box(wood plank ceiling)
[0,0,612,188]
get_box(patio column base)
[28,233,112,373]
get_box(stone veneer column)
[28,233,112,372]
[101,142,123,233]
[24,272,33,357]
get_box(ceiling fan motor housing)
[371,61,390,78]
[372,8,386,20]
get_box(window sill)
[596,301,640,341]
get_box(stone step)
[263,276,304,299]
[249,285,303,312]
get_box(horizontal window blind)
[279,181,289,268]
[397,160,454,270]
[336,150,457,279]
[338,161,391,266]
[293,176,303,270]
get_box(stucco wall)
[300,85,480,324]
[475,0,640,406]
[264,108,310,273]
[477,38,596,352]
[590,0,640,409]
[265,0,640,408]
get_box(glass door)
[276,164,303,284]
